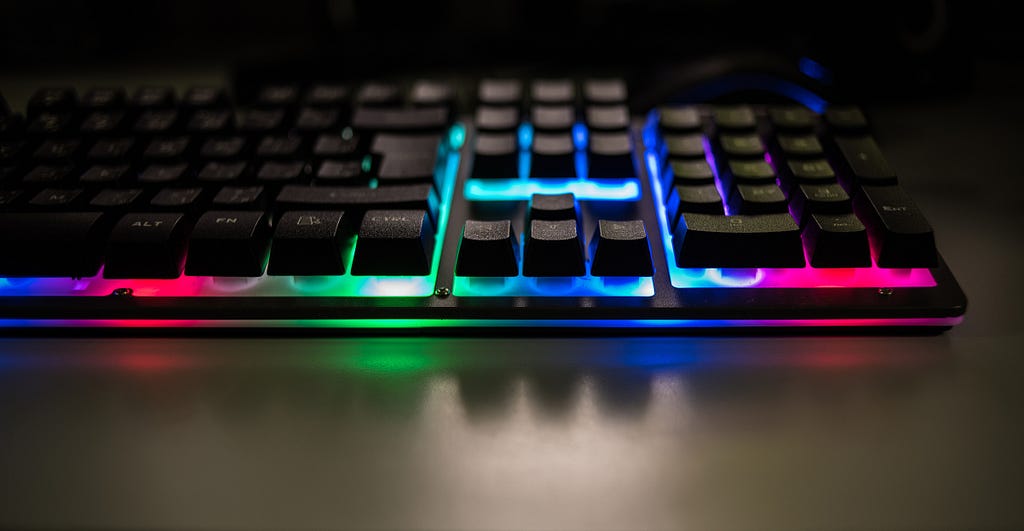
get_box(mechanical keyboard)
[0,79,966,330]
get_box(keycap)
[855,185,937,267]
[23,165,73,184]
[370,133,440,155]
[197,161,247,182]
[316,160,365,184]
[256,136,302,159]
[81,88,126,110]
[133,109,179,133]
[712,105,756,130]
[143,137,190,160]
[666,160,715,187]
[212,185,265,209]
[825,105,868,132]
[87,138,134,161]
[294,107,339,133]
[80,111,126,134]
[673,213,804,268]
[131,87,175,108]
[583,79,627,104]
[802,213,871,268]
[314,133,362,158]
[531,105,575,131]
[89,188,143,210]
[200,137,246,160]
[275,184,438,224]
[787,158,836,183]
[267,211,348,276]
[151,187,204,211]
[27,113,74,135]
[377,153,436,185]
[256,161,306,182]
[663,134,705,159]
[352,107,449,132]
[523,219,585,276]
[29,188,83,208]
[356,83,401,107]
[0,212,106,277]
[104,212,190,278]
[589,220,653,276]
[185,211,271,276]
[768,106,816,131]
[236,109,284,134]
[187,109,232,134]
[666,184,725,225]
[80,165,130,185]
[0,190,22,208]
[256,85,299,107]
[455,219,519,277]
[588,132,635,179]
[530,133,575,178]
[529,193,578,222]
[531,79,575,104]
[720,134,764,157]
[835,136,897,185]
[27,88,76,118]
[729,184,789,214]
[471,133,518,179]
[585,105,629,131]
[182,87,227,108]
[0,141,24,164]
[723,159,775,188]
[479,79,523,105]
[351,209,434,276]
[33,139,81,160]
[138,163,188,184]
[410,80,454,107]
[0,116,24,140]
[659,106,701,132]
[777,135,823,157]
[788,183,851,225]
[475,106,519,132]
[305,84,349,107]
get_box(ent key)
[855,185,937,267]
[835,136,897,185]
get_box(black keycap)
[410,80,455,107]
[200,137,246,160]
[197,161,247,182]
[0,212,106,277]
[377,153,436,185]
[316,160,365,184]
[143,136,190,160]
[588,132,635,179]
[352,107,449,132]
[471,133,518,179]
[835,136,897,185]
[589,220,653,276]
[789,183,851,225]
[723,159,776,187]
[479,79,522,105]
[583,79,627,104]
[28,88,76,118]
[187,109,232,134]
[80,111,125,134]
[267,211,347,276]
[666,184,724,226]
[27,113,74,135]
[663,134,705,159]
[712,105,756,130]
[236,109,285,134]
[81,88,126,110]
[256,136,302,159]
[803,213,871,268]
[0,190,22,207]
[294,107,339,133]
[825,105,868,132]
[138,163,188,184]
[529,193,578,222]
[787,159,836,183]
[531,79,575,104]
[523,219,585,276]
[673,213,805,268]
[0,141,24,164]
[855,185,937,267]
[351,209,435,276]
[256,161,306,182]
[370,133,440,155]
[666,160,715,187]
[777,135,823,157]
[275,184,437,224]
[729,184,789,214]
[212,186,265,209]
[87,138,134,161]
[475,106,519,132]
[151,187,203,210]
[185,211,271,277]
[29,188,83,208]
[23,165,73,184]
[531,105,575,132]
[305,84,349,107]
[530,133,575,178]
[356,83,401,107]
[719,134,764,157]
[182,87,227,109]
[133,110,179,134]
[314,133,362,158]
[585,105,629,131]
[455,219,519,277]
[256,85,299,107]
[659,106,701,132]
[768,106,816,131]
[80,164,130,185]
[131,87,175,108]
[89,188,143,210]
[104,212,190,278]
[33,139,81,160]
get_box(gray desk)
[1,64,1022,531]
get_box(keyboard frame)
[0,119,968,330]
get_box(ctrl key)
[351,210,435,276]
[104,213,191,279]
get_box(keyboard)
[0,79,966,330]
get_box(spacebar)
[275,184,438,222]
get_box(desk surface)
[1,64,1022,531]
